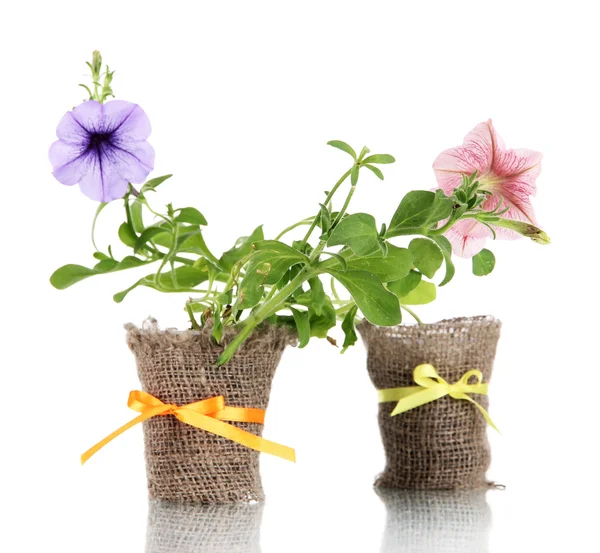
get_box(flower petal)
[444,219,492,258]
[103,100,152,141]
[49,140,90,186]
[104,140,155,184]
[433,120,497,194]
[77,152,130,202]
[484,193,537,240]
[59,100,103,136]
[493,148,542,196]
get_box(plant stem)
[298,169,352,247]
[308,182,357,264]
[217,267,315,365]
[401,305,423,325]
[275,218,315,241]
[185,301,201,330]
[330,185,356,229]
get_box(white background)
[1,1,598,551]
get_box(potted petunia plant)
[51,53,549,502]
[359,120,548,490]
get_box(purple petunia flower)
[49,100,155,202]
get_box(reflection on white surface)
[376,488,492,553]
[145,501,264,553]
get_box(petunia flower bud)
[493,219,550,244]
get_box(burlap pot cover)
[126,320,296,503]
[359,316,502,489]
[376,488,492,553]
[145,500,264,553]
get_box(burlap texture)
[126,319,296,503]
[359,316,502,489]
[145,500,264,553]
[376,488,492,553]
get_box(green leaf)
[363,164,384,180]
[387,269,422,298]
[350,164,359,186]
[327,269,401,326]
[319,203,331,233]
[400,280,436,305]
[472,248,496,276]
[118,222,137,248]
[177,229,223,268]
[309,303,337,338]
[140,174,173,193]
[389,190,453,231]
[362,154,395,164]
[308,277,327,316]
[341,304,359,353]
[290,308,311,348]
[428,235,455,286]
[50,256,151,290]
[175,207,208,226]
[236,265,267,310]
[130,200,145,234]
[133,226,170,254]
[409,238,444,279]
[346,244,413,282]
[320,252,348,271]
[113,265,208,303]
[212,307,224,343]
[252,240,307,258]
[327,213,379,256]
[220,226,264,272]
[327,140,357,159]
[245,250,307,286]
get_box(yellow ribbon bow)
[81,390,296,464]
[377,364,499,432]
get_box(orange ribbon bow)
[81,390,296,464]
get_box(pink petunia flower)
[432,120,542,258]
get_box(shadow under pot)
[126,320,296,503]
[359,316,502,490]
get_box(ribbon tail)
[214,406,266,424]
[390,388,449,417]
[81,405,169,465]
[176,410,296,462]
[460,394,500,433]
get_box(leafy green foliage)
[397,279,437,305]
[140,174,173,194]
[290,308,311,348]
[327,269,401,326]
[389,190,453,232]
[219,226,264,271]
[118,222,137,248]
[408,238,444,279]
[427,235,455,286]
[51,256,151,290]
[174,207,208,226]
[308,302,337,338]
[341,305,359,353]
[362,154,395,164]
[52,108,544,363]
[387,270,422,298]
[363,164,384,180]
[345,245,413,282]
[327,213,380,256]
[472,248,496,276]
[327,140,357,159]
[113,266,208,303]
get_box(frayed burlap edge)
[358,315,502,345]
[125,318,298,357]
